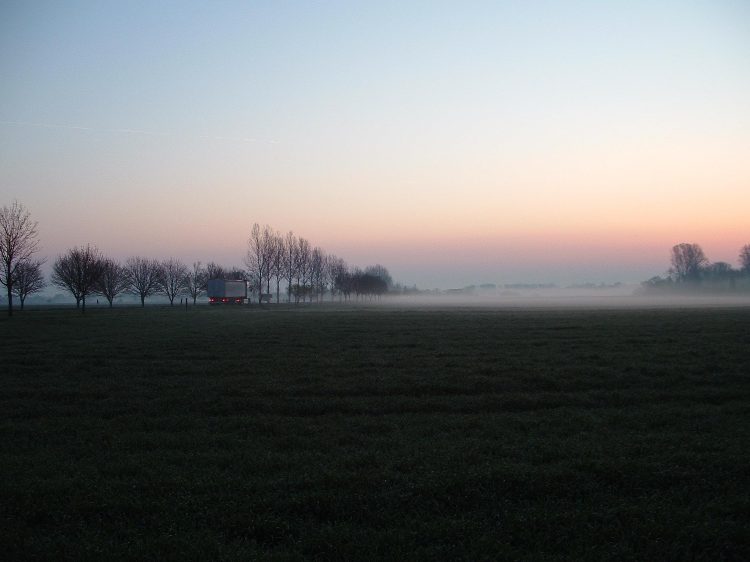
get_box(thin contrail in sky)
[0,120,280,144]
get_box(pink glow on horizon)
[32,190,748,285]
[24,119,749,287]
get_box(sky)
[1,0,749,288]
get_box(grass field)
[2,305,749,560]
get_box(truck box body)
[207,279,247,304]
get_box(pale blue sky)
[2,1,749,287]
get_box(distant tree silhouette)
[642,243,750,294]
[282,231,297,303]
[639,276,673,293]
[294,238,312,304]
[301,238,314,303]
[51,245,104,312]
[11,258,45,310]
[352,270,388,299]
[0,200,40,316]
[269,232,285,303]
[326,255,343,301]
[670,243,708,283]
[95,258,129,307]
[703,261,737,290]
[245,223,275,304]
[336,269,353,301]
[125,256,162,307]
[328,256,349,301]
[289,283,312,302]
[204,262,227,285]
[705,262,733,276]
[740,245,750,274]
[310,246,325,302]
[184,261,206,305]
[364,264,393,290]
[226,267,247,281]
[159,258,188,306]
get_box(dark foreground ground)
[1,305,749,560]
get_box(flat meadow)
[1,304,749,560]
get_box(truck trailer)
[207,279,247,304]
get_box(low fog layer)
[382,286,750,309]
[12,284,750,310]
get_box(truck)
[207,279,247,304]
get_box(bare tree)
[352,270,388,299]
[323,253,337,301]
[52,253,82,308]
[95,258,129,307]
[125,256,162,307]
[0,200,40,316]
[364,264,393,290]
[158,258,188,306]
[282,231,297,303]
[269,232,285,303]
[227,267,247,281]
[328,255,348,301]
[11,258,45,310]
[740,245,750,274]
[185,261,206,305]
[337,267,354,301]
[705,262,733,277]
[310,247,325,302]
[704,261,737,289]
[51,245,104,312]
[293,237,311,304]
[245,223,275,304]
[204,262,227,285]
[670,243,708,283]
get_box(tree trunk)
[141,295,145,307]
[81,295,86,313]
[287,268,292,303]
[6,285,12,316]
[108,297,114,307]
[20,295,25,310]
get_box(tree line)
[1,201,395,314]
[642,242,750,292]
[244,223,392,304]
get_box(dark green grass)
[2,305,749,560]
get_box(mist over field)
[387,289,750,309]
[9,281,750,310]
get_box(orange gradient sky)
[2,1,749,287]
